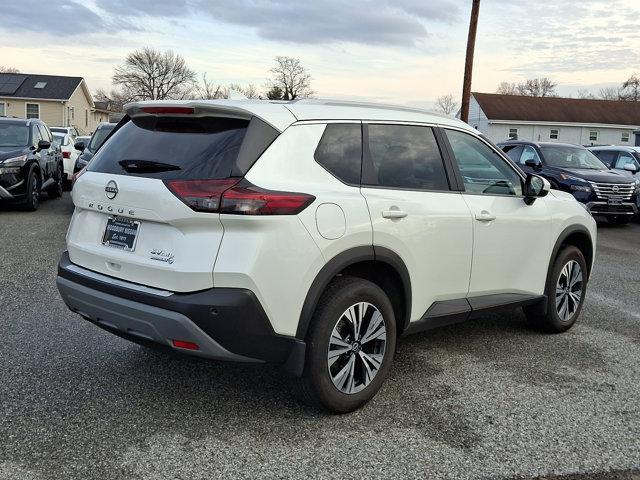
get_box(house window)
[508,128,518,140]
[0,102,5,116]
[550,129,559,140]
[71,107,75,120]
[621,131,630,142]
[34,82,47,89]
[589,130,598,142]
[26,103,39,119]
[85,109,88,127]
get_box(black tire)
[295,276,396,413]
[606,215,630,226]
[23,168,40,211]
[524,245,588,333]
[48,163,64,199]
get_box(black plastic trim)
[232,116,281,176]
[296,245,412,339]
[403,293,545,335]
[547,224,594,278]
[57,252,299,365]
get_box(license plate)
[608,198,622,206]
[102,217,140,251]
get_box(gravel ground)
[0,193,638,480]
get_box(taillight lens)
[141,106,195,115]
[63,151,71,158]
[164,178,239,212]
[164,179,315,215]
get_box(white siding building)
[466,93,640,147]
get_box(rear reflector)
[172,339,200,350]
[62,151,71,158]
[141,106,195,115]
[164,178,315,215]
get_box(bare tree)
[113,48,196,101]
[576,89,595,99]
[268,56,313,100]
[620,73,640,101]
[94,88,137,112]
[496,82,519,95]
[435,94,460,115]
[196,73,225,100]
[241,84,260,99]
[517,78,557,97]
[598,87,622,101]
[0,66,20,73]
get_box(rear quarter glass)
[87,116,251,180]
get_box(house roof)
[472,92,640,126]
[93,101,112,112]
[0,73,83,100]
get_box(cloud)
[95,0,461,46]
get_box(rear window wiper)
[118,159,182,173]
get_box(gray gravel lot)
[1,193,639,480]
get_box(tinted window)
[88,125,116,152]
[539,145,607,170]
[88,116,249,180]
[593,150,617,166]
[520,146,541,164]
[615,153,640,170]
[502,145,523,162]
[314,124,362,184]
[0,123,29,147]
[31,125,43,146]
[365,125,449,191]
[445,129,522,196]
[52,132,67,146]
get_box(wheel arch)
[549,225,594,279]
[296,246,412,341]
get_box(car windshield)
[540,145,607,170]
[0,123,29,147]
[88,126,115,151]
[52,132,66,146]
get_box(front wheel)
[23,169,40,211]
[524,246,588,333]
[295,276,396,413]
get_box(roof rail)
[290,98,447,117]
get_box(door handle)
[382,209,408,219]
[475,210,496,222]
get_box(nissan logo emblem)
[105,180,118,200]
[612,185,620,193]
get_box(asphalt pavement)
[1,193,638,480]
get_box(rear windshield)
[88,125,116,152]
[88,117,249,179]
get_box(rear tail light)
[172,339,200,350]
[164,179,315,215]
[141,106,195,115]
[62,151,71,158]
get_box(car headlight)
[0,155,26,174]
[570,184,592,192]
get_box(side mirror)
[524,158,542,169]
[37,140,51,151]
[623,163,638,173]
[74,141,85,152]
[523,174,550,205]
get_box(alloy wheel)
[327,302,387,394]
[555,260,583,321]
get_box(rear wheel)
[606,215,630,226]
[24,169,40,211]
[295,276,396,413]
[48,163,64,199]
[524,246,587,333]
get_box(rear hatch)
[67,105,283,292]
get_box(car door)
[360,123,473,323]
[37,124,56,178]
[442,128,552,298]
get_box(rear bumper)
[56,251,306,373]
[586,201,638,216]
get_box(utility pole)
[460,0,480,123]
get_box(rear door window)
[314,123,362,185]
[364,124,450,191]
[88,116,250,180]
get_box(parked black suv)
[499,140,639,225]
[73,122,117,175]
[0,117,64,210]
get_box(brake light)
[164,178,240,212]
[62,151,70,158]
[141,106,195,115]
[172,339,199,350]
[164,179,315,215]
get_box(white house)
[467,92,640,146]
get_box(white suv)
[57,100,597,413]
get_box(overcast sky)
[2,0,639,107]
